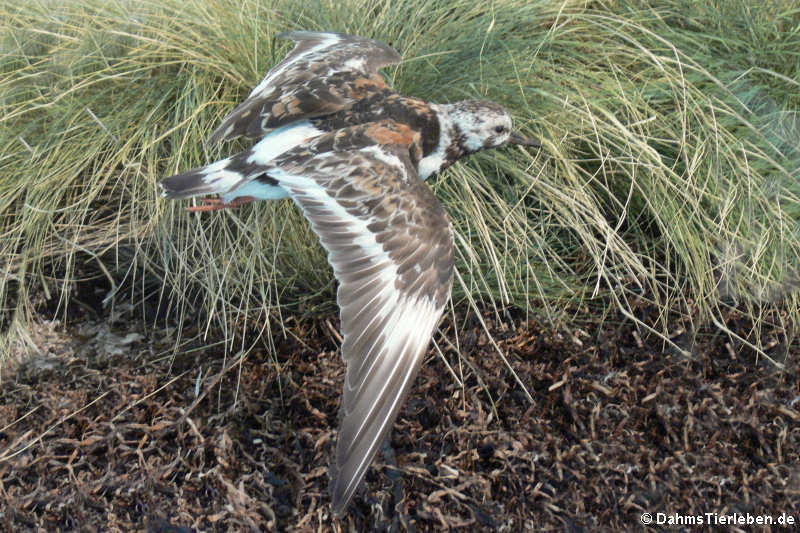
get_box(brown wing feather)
[163,119,453,514]
[266,128,453,515]
[206,31,402,145]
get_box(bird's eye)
[494,125,507,134]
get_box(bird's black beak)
[508,131,541,148]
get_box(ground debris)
[1,306,798,531]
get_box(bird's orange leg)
[186,196,257,212]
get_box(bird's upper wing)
[206,31,402,145]
[268,122,454,515]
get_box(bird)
[159,30,540,516]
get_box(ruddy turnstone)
[160,31,539,516]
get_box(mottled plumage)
[159,31,539,516]
[206,31,401,145]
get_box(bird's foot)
[186,196,256,212]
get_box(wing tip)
[275,30,402,65]
[276,30,341,42]
[204,129,223,147]
[329,480,347,517]
[205,120,239,146]
[329,464,359,518]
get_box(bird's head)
[443,100,540,153]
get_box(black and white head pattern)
[443,100,515,152]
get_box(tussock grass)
[2,0,798,367]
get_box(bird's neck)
[419,103,482,180]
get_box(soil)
[1,296,798,532]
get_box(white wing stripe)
[255,143,453,515]
[344,296,434,426]
[333,322,439,509]
[272,169,399,281]
[345,306,414,414]
[340,296,439,455]
[341,285,399,360]
[246,120,323,164]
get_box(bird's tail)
[159,155,250,200]
[160,120,325,201]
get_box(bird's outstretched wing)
[271,124,454,514]
[206,31,402,145]
[161,121,454,514]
